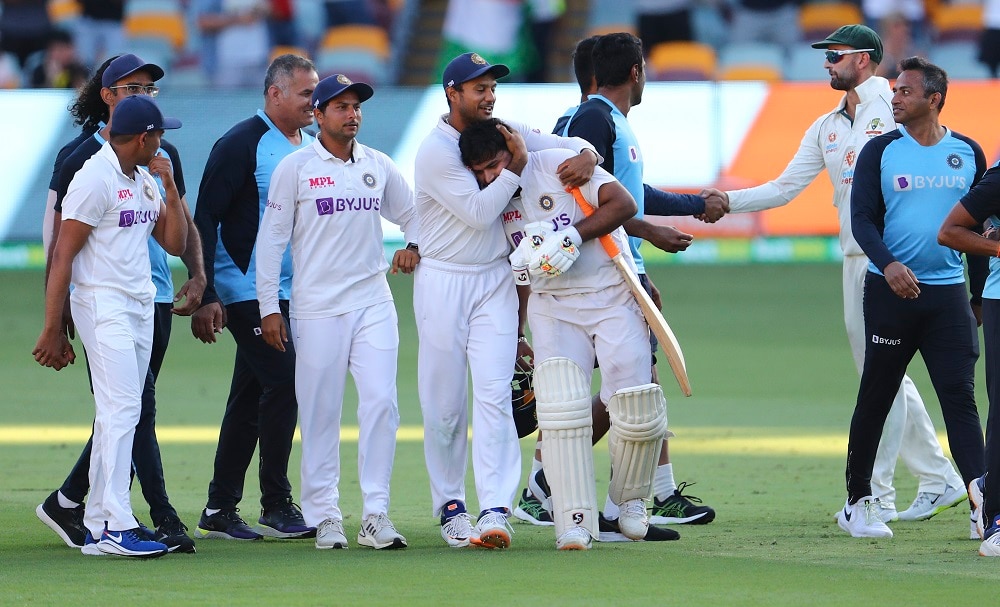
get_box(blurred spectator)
[438,0,537,80]
[194,0,270,88]
[981,0,1000,77]
[27,28,89,89]
[876,11,918,79]
[728,0,803,54]
[74,0,124,70]
[268,0,298,46]
[525,0,565,82]
[0,0,53,67]
[0,50,20,88]
[323,0,376,27]
[636,0,695,50]
[862,0,928,47]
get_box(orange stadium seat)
[315,48,389,84]
[716,42,785,81]
[930,3,984,42]
[647,41,717,81]
[717,64,784,82]
[123,12,187,50]
[47,0,81,24]
[587,24,639,37]
[320,25,391,60]
[270,45,310,63]
[799,2,865,39]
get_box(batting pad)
[607,384,668,504]
[535,357,599,538]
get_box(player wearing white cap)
[256,74,419,551]
[34,95,187,558]
[414,51,600,549]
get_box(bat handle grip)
[567,187,621,258]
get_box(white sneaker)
[471,509,512,549]
[556,526,592,550]
[835,497,893,538]
[897,484,968,521]
[315,518,348,550]
[617,498,649,541]
[980,515,1000,556]
[357,513,407,550]
[873,500,898,523]
[440,512,475,548]
[970,476,985,540]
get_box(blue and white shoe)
[970,476,985,540]
[80,531,106,556]
[97,524,169,558]
[979,514,1000,557]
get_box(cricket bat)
[568,187,692,397]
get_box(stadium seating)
[930,2,984,42]
[716,42,785,82]
[47,0,82,25]
[799,2,864,40]
[647,41,717,81]
[269,45,311,63]
[123,12,187,51]
[315,49,390,84]
[784,43,826,81]
[320,25,391,60]
[929,41,992,79]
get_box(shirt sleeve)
[194,132,254,305]
[643,184,705,215]
[850,136,895,272]
[378,154,420,244]
[415,137,521,231]
[726,115,827,213]
[55,147,91,213]
[963,136,990,303]
[563,109,615,174]
[255,155,296,318]
[510,119,600,162]
[62,169,111,227]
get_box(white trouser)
[843,254,963,502]
[291,302,401,526]
[529,284,652,401]
[72,288,153,537]
[414,258,522,516]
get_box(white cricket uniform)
[257,137,419,526]
[413,114,598,515]
[727,75,962,501]
[61,142,161,537]
[502,149,651,401]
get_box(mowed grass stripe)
[0,425,956,456]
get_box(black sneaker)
[598,512,680,542]
[135,518,157,541]
[649,481,716,525]
[155,515,197,553]
[512,488,554,526]
[195,508,263,540]
[258,499,315,539]
[35,490,86,548]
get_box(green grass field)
[1,263,993,605]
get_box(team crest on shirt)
[844,149,856,167]
[538,195,554,211]
[362,172,377,188]
[828,132,837,143]
[866,118,886,136]
[143,181,154,201]
[946,154,964,170]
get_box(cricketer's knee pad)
[607,383,668,504]
[535,357,599,538]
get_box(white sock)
[653,463,676,502]
[57,491,80,509]
[205,508,221,516]
[604,496,620,519]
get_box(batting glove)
[529,227,582,278]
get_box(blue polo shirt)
[194,109,313,306]
[852,125,987,284]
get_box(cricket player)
[413,51,600,549]
[255,74,418,550]
[459,117,668,549]
[34,95,187,558]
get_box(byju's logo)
[893,175,912,191]
[316,197,334,216]
[119,209,135,227]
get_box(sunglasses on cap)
[825,49,874,64]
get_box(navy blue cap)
[442,52,510,89]
[312,74,374,109]
[110,96,181,136]
[102,53,164,88]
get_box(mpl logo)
[893,175,913,191]
[119,209,135,227]
[117,188,134,201]
[308,176,336,189]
